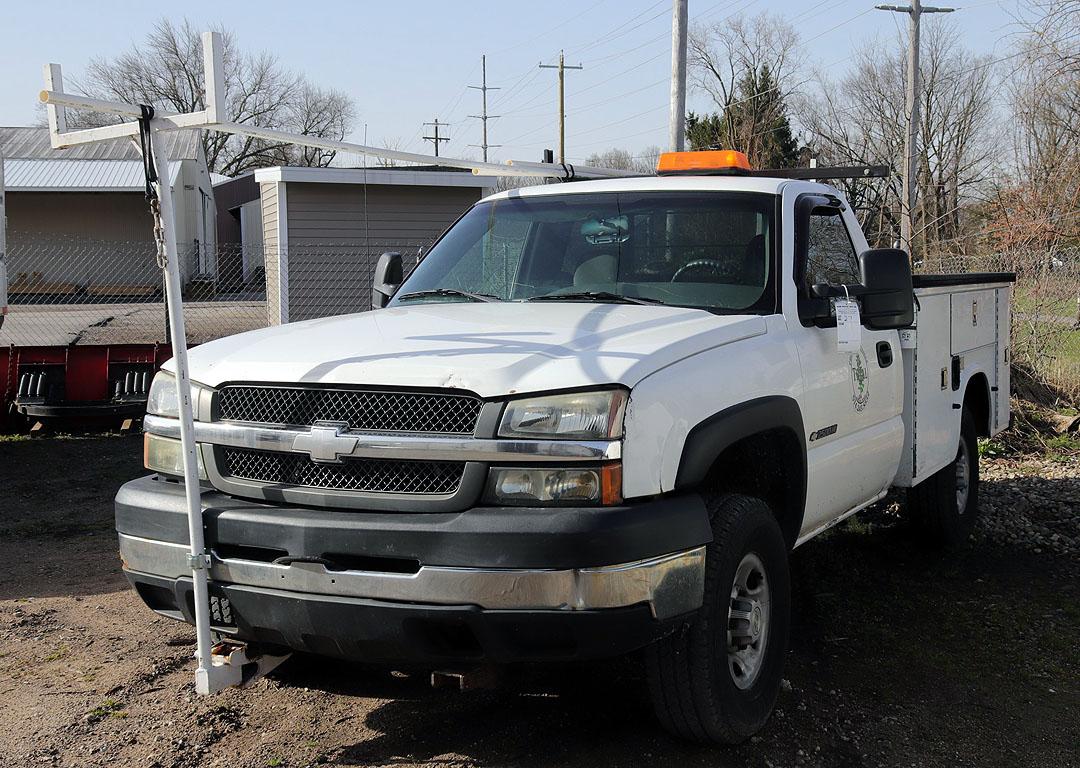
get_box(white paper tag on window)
[834,298,861,352]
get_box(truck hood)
[174,302,767,397]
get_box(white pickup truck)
[116,151,1013,743]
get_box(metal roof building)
[3,158,182,191]
[0,126,196,192]
[0,126,199,161]
[0,127,218,343]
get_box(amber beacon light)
[656,149,752,176]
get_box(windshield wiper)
[526,291,666,306]
[396,288,500,303]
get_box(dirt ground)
[0,434,1077,768]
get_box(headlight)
[484,464,622,506]
[499,390,627,439]
[144,433,207,479]
[146,371,208,418]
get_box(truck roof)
[480,174,828,203]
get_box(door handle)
[876,341,893,368]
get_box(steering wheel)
[671,259,727,282]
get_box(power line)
[564,0,671,58]
[501,0,930,160]
[489,0,611,56]
[492,0,752,152]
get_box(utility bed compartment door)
[896,282,1012,488]
[897,292,957,486]
[950,289,996,354]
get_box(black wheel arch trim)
[673,395,807,546]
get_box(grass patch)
[86,698,125,723]
[979,438,1009,458]
[990,398,1080,456]
[42,644,69,662]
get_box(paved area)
[0,302,269,346]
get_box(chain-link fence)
[916,247,1080,401]
[279,243,425,323]
[3,232,1077,401]
[0,238,426,348]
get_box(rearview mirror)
[859,248,914,330]
[371,251,403,310]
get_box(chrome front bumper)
[119,533,706,621]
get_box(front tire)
[906,407,980,547]
[646,493,790,744]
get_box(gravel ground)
[0,435,1077,768]
[977,455,1080,556]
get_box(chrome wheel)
[955,437,971,513]
[726,552,770,690]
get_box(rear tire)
[646,493,790,744]
[907,407,980,547]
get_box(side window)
[805,212,859,287]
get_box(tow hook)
[430,666,500,691]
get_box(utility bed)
[895,273,1015,485]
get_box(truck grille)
[221,447,465,496]
[217,386,482,434]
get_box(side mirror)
[859,248,914,330]
[371,251,403,310]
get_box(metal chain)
[149,197,168,270]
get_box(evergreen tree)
[685,65,799,169]
[686,112,725,152]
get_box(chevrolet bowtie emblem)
[292,421,358,463]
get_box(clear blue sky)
[2,0,1020,167]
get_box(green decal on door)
[850,351,870,412]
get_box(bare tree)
[80,19,357,176]
[584,145,662,174]
[688,11,804,166]
[282,84,356,168]
[584,148,633,170]
[989,0,1080,255]
[373,137,407,168]
[796,24,995,257]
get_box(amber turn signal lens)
[601,463,623,505]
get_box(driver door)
[792,201,905,536]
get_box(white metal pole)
[43,64,68,148]
[669,0,688,152]
[148,130,215,694]
[39,90,634,180]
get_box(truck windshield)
[391,191,777,314]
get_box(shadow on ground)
[265,519,1079,768]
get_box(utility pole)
[468,55,501,163]
[875,0,953,257]
[669,0,689,152]
[539,51,583,164]
[422,119,450,157]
